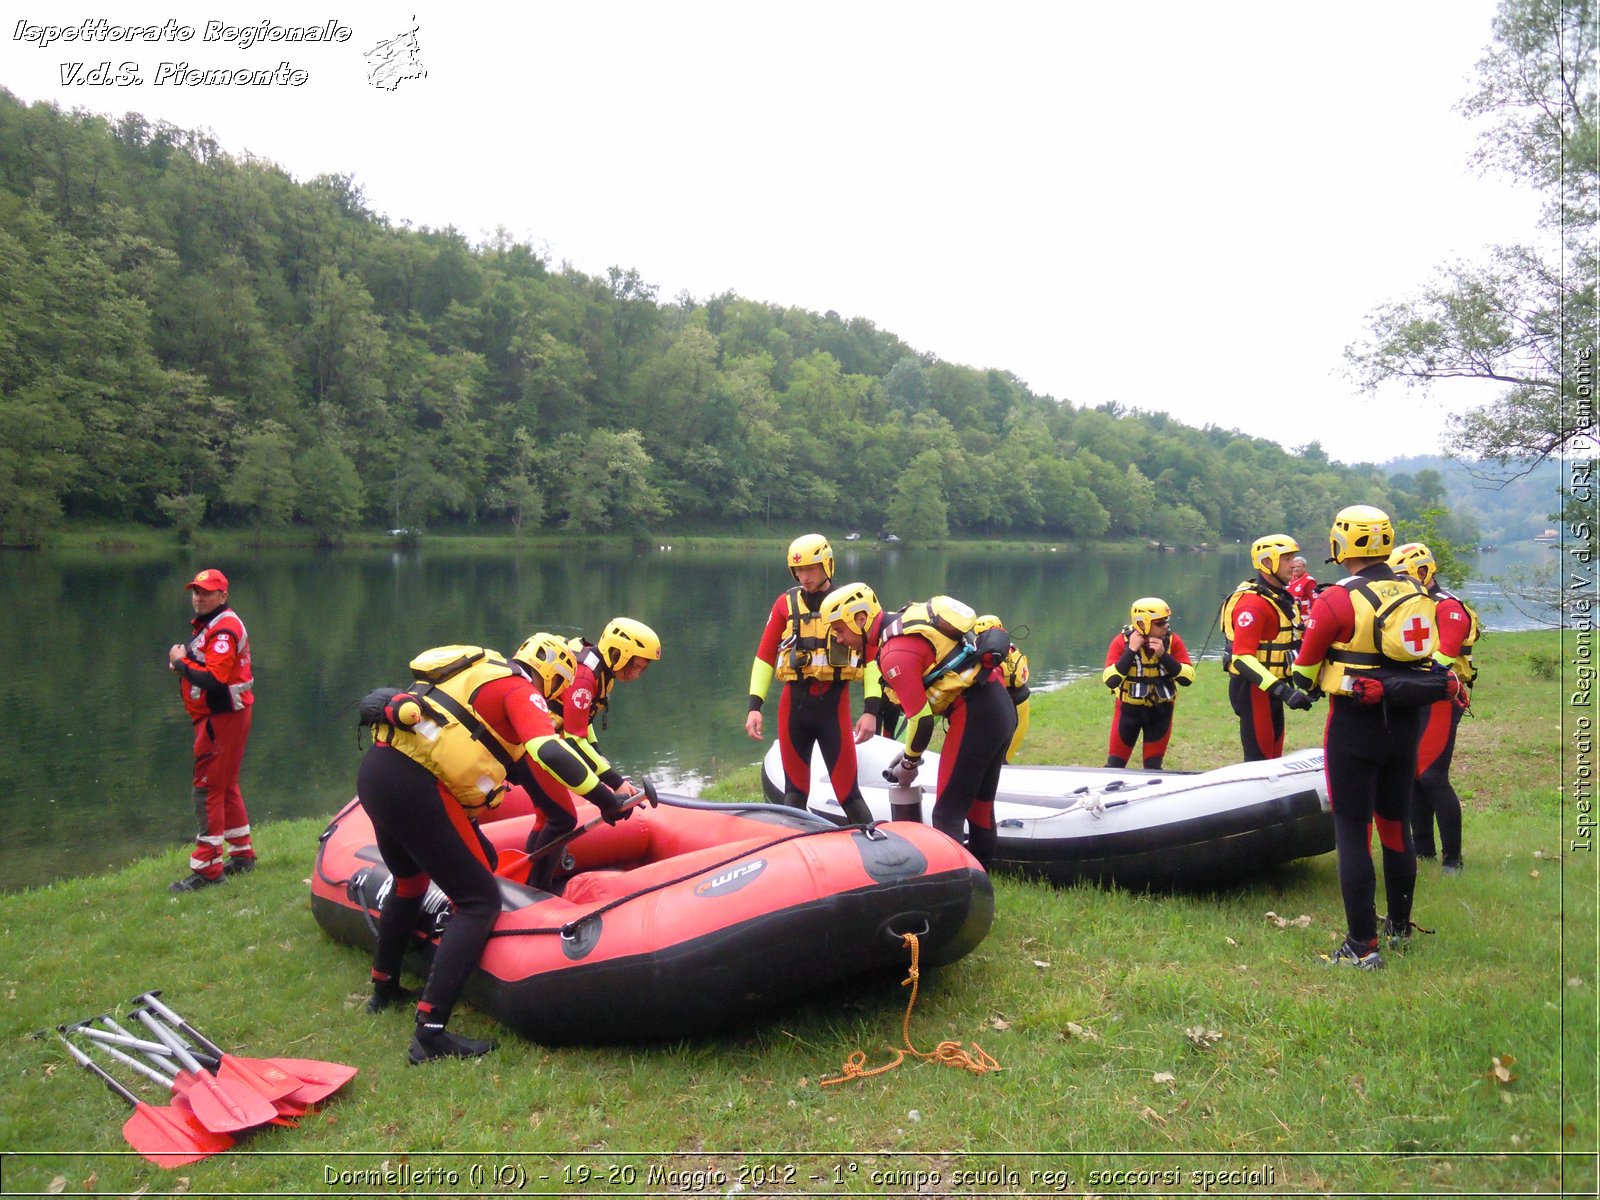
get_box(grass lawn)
[0,629,1591,1196]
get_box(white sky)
[2,1,1545,464]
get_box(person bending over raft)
[356,636,632,1063]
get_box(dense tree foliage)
[1346,0,1596,473]
[1,90,1392,547]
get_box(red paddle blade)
[175,1065,279,1134]
[124,1100,234,1168]
[261,1056,358,1104]
[215,1053,303,1103]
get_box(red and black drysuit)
[1293,566,1451,956]
[1225,579,1300,761]
[1101,630,1194,770]
[172,605,255,879]
[749,584,872,824]
[871,617,1017,867]
[1410,589,1475,867]
[359,674,619,1029]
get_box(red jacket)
[175,607,254,720]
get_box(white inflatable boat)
[762,735,1333,889]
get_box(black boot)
[408,1016,497,1065]
[366,975,418,1014]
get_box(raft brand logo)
[694,859,767,897]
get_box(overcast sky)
[2,1,1544,465]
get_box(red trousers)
[189,708,253,875]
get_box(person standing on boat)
[1287,556,1318,622]
[357,636,630,1063]
[1291,506,1458,970]
[822,585,1017,867]
[744,534,874,824]
[1222,535,1313,762]
[1389,542,1478,876]
[1101,597,1195,770]
[166,568,255,893]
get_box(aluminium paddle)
[132,1007,278,1134]
[55,1031,233,1168]
[82,1018,307,1121]
[119,996,302,1104]
[135,990,357,1104]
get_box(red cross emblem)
[1402,616,1432,653]
[791,552,802,564]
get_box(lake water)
[0,539,1557,890]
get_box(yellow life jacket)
[774,586,866,682]
[998,643,1031,698]
[879,596,982,715]
[1221,578,1301,678]
[1316,572,1438,696]
[381,645,526,814]
[1433,587,1480,686]
[1112,625,1178,706]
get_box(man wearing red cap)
[167,568,256,891]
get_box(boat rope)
[819,932,1001,1087]
[484,825,853,941]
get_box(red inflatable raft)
[310,791,993,1044]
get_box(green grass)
[0,630,1591,1196]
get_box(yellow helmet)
[818,581,881,633]
[1388,542,1437,588]
[512,632,576,700]
[598,617,661,672]
[973,614,1004,634]
[787,533,835,582]
[1129,597,1172,635]
[1251,533,1301,575]
[1329,505,1394,564]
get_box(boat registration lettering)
[694,858,767,897]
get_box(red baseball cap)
[185,568,229,592]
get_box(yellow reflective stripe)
[748,658,774,702]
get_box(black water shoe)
[408,1024,497,1065]
[169,872,228,894]
[223,856,257,876]
[366,980,419,1014]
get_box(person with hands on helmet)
[356,632,630,1064]
[824,585,1017,867]
[554,617,660,809]
[1389,542,1479,875]
[744,534,874,825]
[1102,597,1195,770]
[1222,534,1313,762]
[1291,506,1455,970]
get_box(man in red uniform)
[1101,598,1195,770]
[1222,535,1313,761]
[167,568,255,893]
[744,534,874,824]
[1292,506,1456,970]
[1390,542,1478,875]
[823,584,1016,866]
[1286,556,1318,622]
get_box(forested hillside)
[2,90,1399,547]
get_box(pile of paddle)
[54,989,358,1167]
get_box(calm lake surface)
[0,540,1556,890]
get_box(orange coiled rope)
[819,932,1001,1086]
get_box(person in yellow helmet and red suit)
[166,568,256,893]
[1389,542,1478,875]
[1291,506,1462,970]
[1222,534,1314,761]
[356,634,633,1062]
[744,535,874,824]
[821,584,1017,867]
[1101,597,1195,770]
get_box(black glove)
[1269,680,1314,711]
[591,785,632,824]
